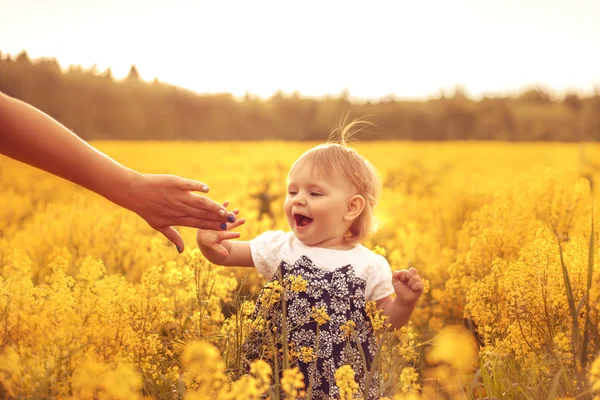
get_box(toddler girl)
[197,120,423,399]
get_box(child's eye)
[288,190,297,196]
[310,192,322,197]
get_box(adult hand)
[0,92,241,253]
[122,173,239,252]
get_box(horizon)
[2,0,599,101]
[4,48,596,103]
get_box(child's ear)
[344,195,366,221]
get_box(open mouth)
[294,214,313,227]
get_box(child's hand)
[196,201,245,258]
[196,229,240,257]
[392,268,424,305]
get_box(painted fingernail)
[176,245,182,254]
[219,209,226,216]
[228,215,235,222]
[220,223,227,230]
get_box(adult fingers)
[176,216,246,231]
[182,193,230,218]
[179,198,238,223]
[220,201,239,222]
[157,226,184,253]
[174,176,210,193]
[182,206,233,223]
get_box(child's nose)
[293,195,307,206]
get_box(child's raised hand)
[392,268,424,304]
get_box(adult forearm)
[0,93,137,208]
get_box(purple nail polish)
[220,223,227,230]
[228,215,235,222]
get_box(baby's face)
[284,165,355,249]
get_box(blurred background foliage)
[2,50,599,142]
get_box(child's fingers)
[225,218,246,230]
[393,269,408,282]
[408,275,422,289]
[406,267,419,280]
[217,231,241,241]
[411,281,425,292]
[200,231,239,246]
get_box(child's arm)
[377,268,424,329]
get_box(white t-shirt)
[249,230,395,302]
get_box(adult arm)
[0,92,236,251]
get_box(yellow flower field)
[1,140,600,399]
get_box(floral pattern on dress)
[243,255,383,400]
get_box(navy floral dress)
[244,231,394,399]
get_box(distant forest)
[1,50,599,141]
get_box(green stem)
[581,204,594,369]
[351,329,368,377]
[281,294,290,371]
[364,333,386,399]
[306,324,319,399]
[273,345,281,400]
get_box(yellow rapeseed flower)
[281,367,306,399]
[261,280,283,309]
[300,346,316,363]
[335,365,359,400]
[311,306,330,325]
[366,300,392,334]
[399,367,420,394]
[340,320,357,339]
[591,355,600,393]
[287,275,308,293]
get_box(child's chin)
[294,223,313,233]
[296,237,315,246]
[293,226,313,239]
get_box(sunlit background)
[2,0,599,100]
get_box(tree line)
[1,50,599,141]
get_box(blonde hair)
[288,117,382,244]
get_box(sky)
[1,0,599,101]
